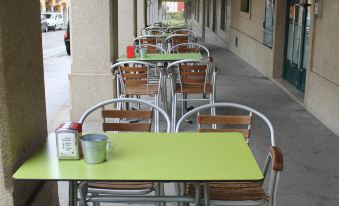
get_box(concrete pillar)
[0,1,58,205]
[70,0,118,121]
[118,0,135,55]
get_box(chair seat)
[187,182,268,201]
[176,83,212,94]
[125,84,159,95]
[88,182,154,190]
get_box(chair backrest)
[134,35,159,45]
[111,61,162,96]
[167,59,217,94]
[172,29,197,38]
[166,25,189,33]
[79,98,171,133]
[165,34,192,47]
[197,111,253,142]
[136,44,166,54]
[169,43,210,59]
[175,102,276,146]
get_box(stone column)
[0,1,58,205]
[69,0,118,121]
[118,0,135,55]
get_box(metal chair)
[171,29,197,39]
[78,98,171,206]
[134,35,160,45]
[111,61,167,131]
[176,103,283,206]
[169,43,211,61]
[167,59,217,130]
[135,44,167,54]
[164,34,195,53]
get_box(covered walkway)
[55,42,339,205]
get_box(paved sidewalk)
[56,43,339,205]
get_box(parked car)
[43,13,63,31]
[64,22,70,55]
[41,15,48,32]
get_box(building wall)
[305,0,339,135]
[229,0,274,77]
[118,0,135,56]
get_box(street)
[42,30,70,132]
[42,30,70,205]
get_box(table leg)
[69,181,77,206]
[203,183,210,206]
[194,182,201,206]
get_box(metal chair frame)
[111,61,167,132]
[171,29,197,38]
[135,44,167,54]
[164,34,195,53]
[169,43,211,61]
[78,98,171,206]
[167,59,217,131]
[176,103,281,206]
[134,35,162,46]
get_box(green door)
[283,0,311,93]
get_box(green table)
[13,132,263,205]
[116,53,203,63]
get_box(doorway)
[283,0,311,93]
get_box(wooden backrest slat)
[180,65,207,71]
[121,66,147,72]
[199,128,250,138]
[125,80,148,85]
[177,47,200,53]
[181,79,205,84]
[122,73,147,79]
[103,123,151,132]
[102,110,152,119]
[181,71,206,77]
[198,115,252,125]
[140,38,157,44]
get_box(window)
[207,0,210,27]
[212,0,216,32]
[263,0,274,48]
[240,0,250,13]
[220,0,227,30]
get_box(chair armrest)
[270,146,283,171]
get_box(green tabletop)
[116,53,203,62]
[13,133,263,181]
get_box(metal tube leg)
[78,181,88,206]
[155,95,160,132]
[175,182,181,206]
[155,182,161,206]
[203,183,210,206]
[194,183,201,206]
[172,94,177,132]
[68,181,77,206]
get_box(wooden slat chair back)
[175,103,282,206]
[177,63,212,94]
[136,44,166,54]
[140,37,157,45]
[169,43,211,61]
[102,109,153,132]
[78,98,171,205]
[116,63,160,96]
[198,113,252,142]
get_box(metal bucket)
[140,47,148,58]
[80,134,107,164]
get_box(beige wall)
[305,0,339,135]
[229,0,274,77]
[0,0,58,205]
